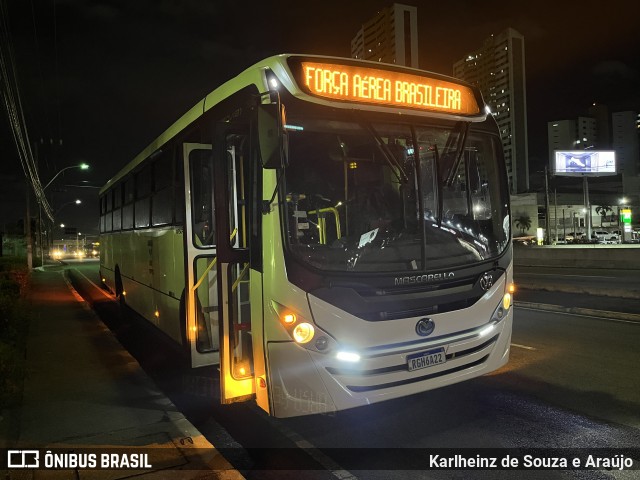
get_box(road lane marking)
[516,273,617,279]
[511,343,537,351]
[515,305,640,325]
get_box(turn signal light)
[503,292,512,310]
[508,283,516,294]
[282,313,297,325]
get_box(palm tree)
[595,205,612,227]
[514,214,532,236]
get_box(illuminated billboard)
[553,151,616,176]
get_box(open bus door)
[183,121,268,409]
[212,126,258,406]
[183,143,221,368]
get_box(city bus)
[99,54,514,418]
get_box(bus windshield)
[282,112,510,273]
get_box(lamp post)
[40,164,88,264]
[55,199,82,216]
[43,163,89,191]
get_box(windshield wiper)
[444,122,470,187]
[359,121,409,184]
[432,143,444,227]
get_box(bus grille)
[325,334,498,393]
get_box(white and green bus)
[99,54,514,418]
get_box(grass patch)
[0,257,30,411]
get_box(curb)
[514,301,640,323]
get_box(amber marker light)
[503,293,512,310]
[154,310,160,318]
[508,283,516,294]
[282,312,297,325]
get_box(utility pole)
[583,176,591,241]
[25,182,33,270]
[544,166,551,245]
[554,189,558,243]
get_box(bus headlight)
[271,300,336,353]
[292,322,314,344]
[314,336,329,351]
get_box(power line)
[53,0,62,148]
[30,0,52,166]
[0,0,53,221]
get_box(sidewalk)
[6,266,243,479]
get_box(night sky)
[2,0,639,236]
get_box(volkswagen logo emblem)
[415,318,435,337]
[479,272,494,291]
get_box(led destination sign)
[299,62,481,115]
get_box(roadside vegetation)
[0,257,30,411]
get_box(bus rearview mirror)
[258,103,288,169]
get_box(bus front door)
[184,129,265,408]
[184,143,221,368]
[214,130,259,406]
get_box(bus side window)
[189,149,216,247]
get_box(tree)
[595,205,612,227]
[514,213,532,236]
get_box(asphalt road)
[514,265,640,299]
[66,259,640,479]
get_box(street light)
[43,163,90,190]
[54,199,82,216]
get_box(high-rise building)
[612,111,639,177]
[453,28,529,194]
[547,120,576,162]
[351,3,418,68]
[587,103,611,148]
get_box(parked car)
[565,231,585,242]
[513,235,536,246]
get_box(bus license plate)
[407,347,446,371]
